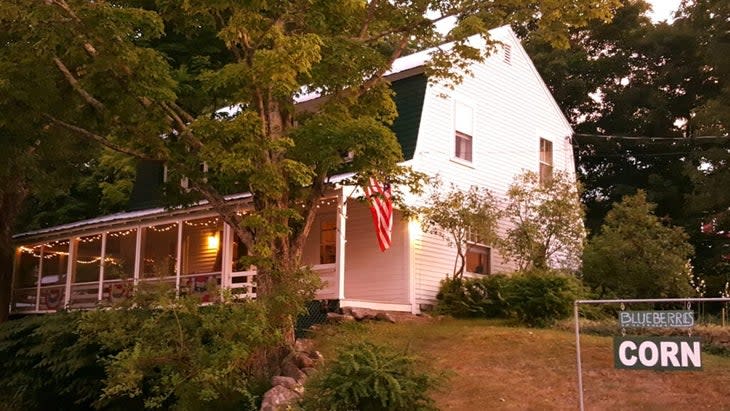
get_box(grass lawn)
[309,317,730,410]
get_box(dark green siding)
[391,74,428,160]
[127,160,165,211]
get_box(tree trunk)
[0,186,27,323]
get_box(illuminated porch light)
[207,233,220,250]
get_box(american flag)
[364,177,393,252]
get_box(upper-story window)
[539,138,553,184]
[454,102,473,162]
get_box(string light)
[79,235,102,243]
[109,229,135,238]
[184,218,221,227]
[147,223,177,232]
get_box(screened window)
[15,246,41,288]
[232,234,250,272]
[320,216,336,264]
[104,229,137,280]
[141,223,178,278]
[75,234,102,283]
[181,217,223,275]
[540,138,553,184]
[41,240,69,285]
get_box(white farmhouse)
[9,26,576,316]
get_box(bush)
[435,276,509,318]
[0,294,278,410]
[435,270,584,327]
[0,312,109,411]
[504,270,584,327]
[302,341,440,411]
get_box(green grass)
[308,317,730,410]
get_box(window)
[232,235,250,272]
[454,102,474,162]
[320,216,336,264]
[466,244,491,275]
[465,230,491,274]
[539,138,553,183]
[74,235,102,283]
[104,228,137,280]
[181,217,223,275]
[141,223,178,278]
[455,132,473,162]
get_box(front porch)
[10,190,416,315]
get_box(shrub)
[303,341,440,411]
[0,311,108,411]
[504,270,584,327]
[435,276,509,318]
[0,293,278,410]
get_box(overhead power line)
[574,133,730,141]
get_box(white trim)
[35,246,43,311]
[134,227,142,285]
[98,233,107,301]
[339,299,412,312]
[175,221,183,295]
[64,239,76,307]
[221,224,233,289]
[336,191,347,300]
[406,218,418,314]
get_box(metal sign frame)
[574,297,730,411]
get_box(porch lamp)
[207,233,220,250]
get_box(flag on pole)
[364,177,393,252]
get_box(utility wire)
[574,133,730,141]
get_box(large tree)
[0,0,619,326]
[526,0,730,295]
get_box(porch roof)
[13,173,357,243]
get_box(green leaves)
[502,171,586,271]
[303,341,440,411]
[582,191,694,299]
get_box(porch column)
[336,189,347,300]
[98,233,107,301]
[64,238,76,308]
[221,223,232,289]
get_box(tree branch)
[52,57,106,114]
[42,113,154,160]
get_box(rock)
[271,376,302,393]
[308,350,324,364]
[281,360,307,383]
[375,312,396,323]
[301,367,318,376]
[260,385,300,411]
[294,338,315,353]
[349,308,376,321]
[294,351,315,368]
[326,312,355,323]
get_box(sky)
[646,0,683,22]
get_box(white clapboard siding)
[410,26,576,306]
[343,201,409,304]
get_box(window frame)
[539,138,553,184]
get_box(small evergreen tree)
[582,191,694,298]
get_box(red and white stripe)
[364,177,393,252]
